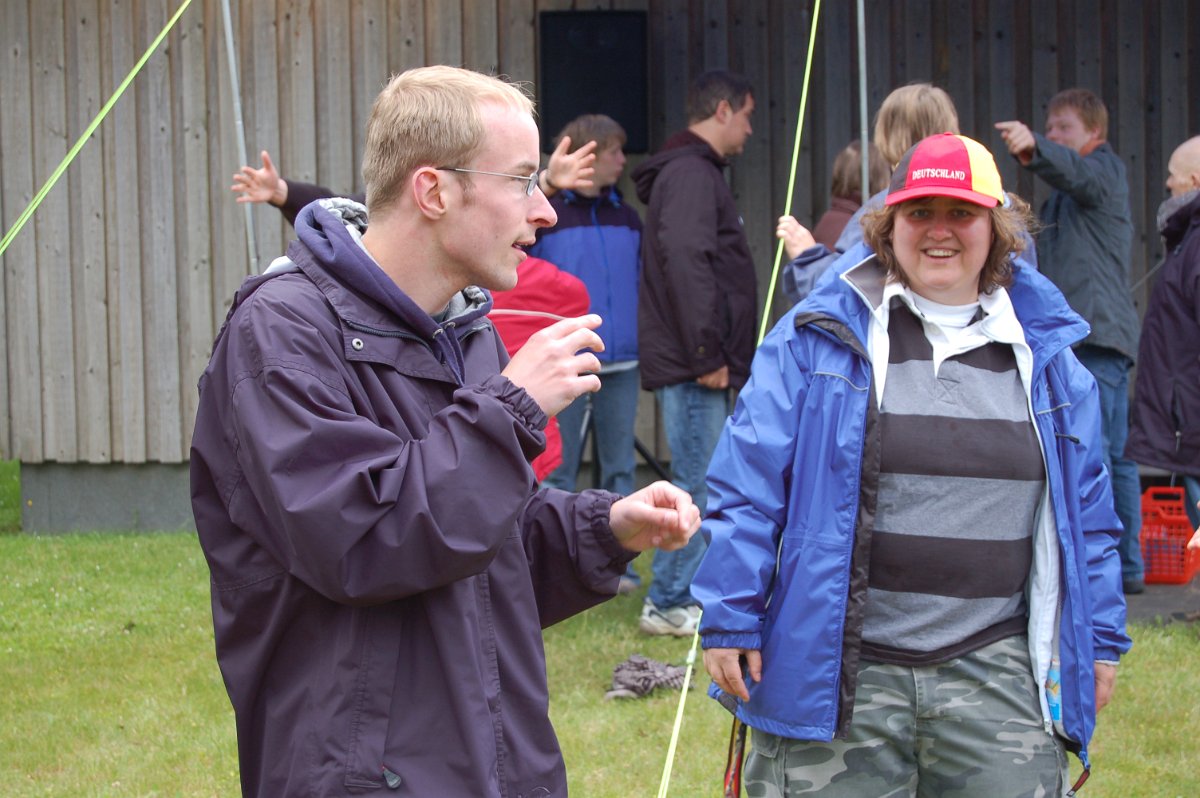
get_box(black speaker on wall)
[538,11,649,154]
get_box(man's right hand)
[232,149,289,207]
[502,315,604,417]
[696,365,729,390]
[994,121,1036,165]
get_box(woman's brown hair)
[861,193,1036,296]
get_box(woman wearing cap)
[692,133,1130,795]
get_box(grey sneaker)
[638,601,701,637]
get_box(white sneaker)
[638,601,701,637]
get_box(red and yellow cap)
[885,132,1004,208]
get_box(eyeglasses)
[436,166,540,196]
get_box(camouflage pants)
[743,635,1067,797]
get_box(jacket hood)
[799,252,1090,371]
[632,130,725,203]
[290,197,492,382]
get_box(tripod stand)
[574,401,672,488]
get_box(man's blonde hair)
[873,83,960,166]
[362,66,534,218]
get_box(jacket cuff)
[793,243,834,267]
[577,489,638,566]
[480,374,548,432]
[701,631,763,651]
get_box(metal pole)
[219,0,259,273]
[857,0,869,199]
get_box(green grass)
[0,460,20,533]
[1,524,1198,796]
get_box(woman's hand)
[776,215,815,260]
[1094,662,1117,711]
[704,647,762,701]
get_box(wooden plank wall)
[0,0,1195,464]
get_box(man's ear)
[714,98,732,124]
[412,167,448,220]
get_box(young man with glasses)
[192,65,700,798]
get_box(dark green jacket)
[1026,135,1140,361]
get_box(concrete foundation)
[21,462,194,534]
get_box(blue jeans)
[1184,475,1200,531]
[544,366,640,496]
[545,366,642,585]
[648,382,730,609]
[1075,346,1143,582]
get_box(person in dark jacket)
[192,65,700,798]
[997,89,1145,593]
[631,70,758,636]
[1127,135,1200,529]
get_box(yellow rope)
[658,5,824,796]
[656,609,702,798]
[757,0,824,346]
[0,0,196,260]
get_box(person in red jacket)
[490,256,591,481]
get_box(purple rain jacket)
[190,198,635,797]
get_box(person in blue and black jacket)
[530,115,645,594]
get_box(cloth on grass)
[604,654,691,700]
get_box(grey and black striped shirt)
[861,299,1046,666]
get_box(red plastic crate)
[1140,486,1199,585]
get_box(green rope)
[656,609,703,798]
[757,0,824,346]
[0,0,196,260]
[657,7,825,796]
[658,7,825,796]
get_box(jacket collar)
[800,253,1089,374]
[1159,189,1200,246]
[289,198,492,340]
[560,186,624,208]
